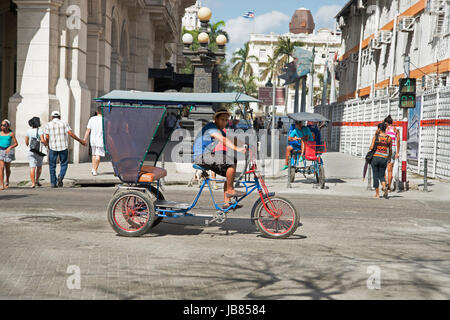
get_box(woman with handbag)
[369,122,392,198]
[0,119,18,190]
[25,117,45,188]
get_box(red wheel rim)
[257,199,296,236]
[113,195,150,232]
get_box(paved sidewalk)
[6,152,450,202]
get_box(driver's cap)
[214,107,230,119]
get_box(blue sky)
[198,0,348,54]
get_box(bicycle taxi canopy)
[287,112,330,124]
[95,90,259,184]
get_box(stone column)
[128,10,150,91]
[0,6,17,121]
[9,0,63,162]
[96,0,111,98]
[66,0,91,163]
[110,52,122,90]
[86,23,102,112]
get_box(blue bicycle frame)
[152,176,263,218]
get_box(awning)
[95,90,260,105]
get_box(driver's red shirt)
[213,129,227,152]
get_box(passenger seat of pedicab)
[138,165,167,183]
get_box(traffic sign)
[399,78,416,108]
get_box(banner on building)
[407,96,421,161]
[258,87,286,106]
[293,47,313,78]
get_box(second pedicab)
[286,112,330,189]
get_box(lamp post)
[182,7,226,95]
[182,7,226,123]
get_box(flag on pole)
[243,11,255,19]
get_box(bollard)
[367,166,373,191]
[287,158,292,188]
[423,158,428,192]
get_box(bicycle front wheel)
[253,196,299,239]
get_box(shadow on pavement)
[0,194,31,201]
[144,216,307,240]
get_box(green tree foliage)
[231,42,258,79]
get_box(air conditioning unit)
[376,89,387,98]
[379,31,393,44]
[399,17,415,32]
[426,0,447,15]
[388,85,398,96]
[351,52,359,63]
[338,16,347,27]
[424,73,437,90]
[357,0,367,9]
[370,37,382,50]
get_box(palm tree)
[231,42,258,79]
[259,53,284,86]
[208,20,229,52]
[274,36,304,67]
[273,36,305,112]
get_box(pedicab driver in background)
[193,107,247,209]
[281,121,314,171]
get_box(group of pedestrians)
[367,115,400,199]
[0,107,105,190]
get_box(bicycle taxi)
[95,90,300,239]
[286,112,330,189]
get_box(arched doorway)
[0,0,17,120]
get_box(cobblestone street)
[1,187,449,300]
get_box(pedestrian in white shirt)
[83,106,104,176]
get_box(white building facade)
[247,28,341,115]
[335,0,450,102]
[314,0,450,181]
[181,0,201,31]
[1,0,195,163]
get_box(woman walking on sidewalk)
[369,122,392,198]
[25,117,45,188]
[384,115,400,192]
[0,119,18,190]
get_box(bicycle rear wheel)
[107,190,155,237]
[253,196,299,239]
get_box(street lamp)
[182,7,227,94]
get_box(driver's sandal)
[223,202,243,210]
[225,190,246,198]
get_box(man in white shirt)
[83,106,104,176]
[43,111,86,188]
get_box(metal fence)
[315,86,450,181]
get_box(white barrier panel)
[315,86,450,181]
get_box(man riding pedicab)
[281,121,314,171]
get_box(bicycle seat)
[193,164,209,172]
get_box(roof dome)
[289,8,315,34]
